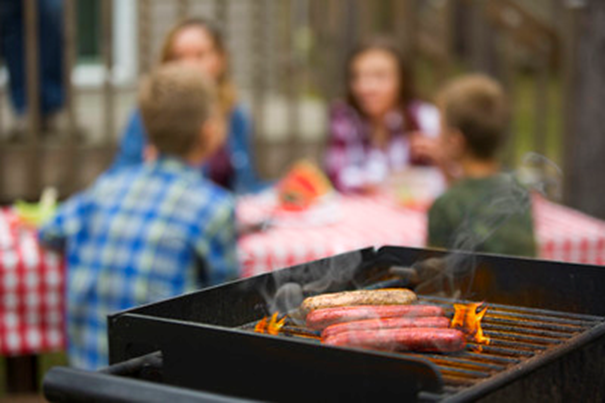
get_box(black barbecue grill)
[43,246,605,402]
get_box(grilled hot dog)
[301,289,417,314]
[321,316,450,340]
[323,327,466,353]
[306,305,445,331]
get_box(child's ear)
[449,129,467,157]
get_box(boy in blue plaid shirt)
[39,64,239,370]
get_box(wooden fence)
[0,0,583,202]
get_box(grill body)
[44,246,605,402]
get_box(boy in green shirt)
[428,75,537,257]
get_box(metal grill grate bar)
[486,331,563,345]
[482,316,587,333]
[415,354,506,371]
[420,295,604,322]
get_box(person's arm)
[111,110,147,172]
[410,102,462,183]
[229,106,262,194]
[194,195,239,286]
[38,191,89,252]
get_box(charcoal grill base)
[44,246,605,402]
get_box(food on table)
[301,288,417,314]
[14,187,57,227]
[323,327,466,353]
[306,304,445,331]
[277,160,333,211]
[321,316,451,340]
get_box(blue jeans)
[0,0,64,116]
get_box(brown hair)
[158,17,236,113]
[437,74,509,160]
[345,36,418,131]
[139,64,216,158]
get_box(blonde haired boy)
[39,64,239,370]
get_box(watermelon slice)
[277,160,333,211]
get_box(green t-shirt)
[428,174,537,257]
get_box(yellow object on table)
[14,187,58,228]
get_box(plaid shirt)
[39,157,239,370]
[325,100,440,192]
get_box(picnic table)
[237,192,605,277]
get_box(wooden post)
[101,0,114,147]
[138,0,152,76]
[469,0,494,73]
[562,4,581,205]
[563,0,605,218]
[24,0,41,198]
[285,0,300,163]
[322,0,347,101]
[252,0,269,178]
[533,53,549,158]
[0,15,3,140]
[357,0,372,40]
[403,0,418,63]
[214,0,228,28]
[63,0,78,194]
[439,0,455,83]
[177,0,190,21]
[501,34,517,167]
[0,13,4,196]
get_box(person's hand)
[359,183,381,195]
[409,133,462,184]
[409,133,444,165]
[144,145,158,162]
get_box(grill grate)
[418,295,605,397]
[244,294,605,400]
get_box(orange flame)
[254,316,268,333]
[451,302,490,347]
[254,313,286,335]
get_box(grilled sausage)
[321,316,450,340]
[323,327,466,353]
[301,289,417,313]
[306,305,445,331]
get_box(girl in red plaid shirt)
[325,37,443,193]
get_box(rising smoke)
[259,153,562,310]
[257,250,364,319]
[414,152,563,298]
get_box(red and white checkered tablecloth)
[237,193,605,277]
[1,194,604,356]
[533,196,605,264]
[0,209,65,356]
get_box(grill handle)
[43,361,250,403]
[99,351,163,377]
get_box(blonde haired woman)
[113,18,261,193]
